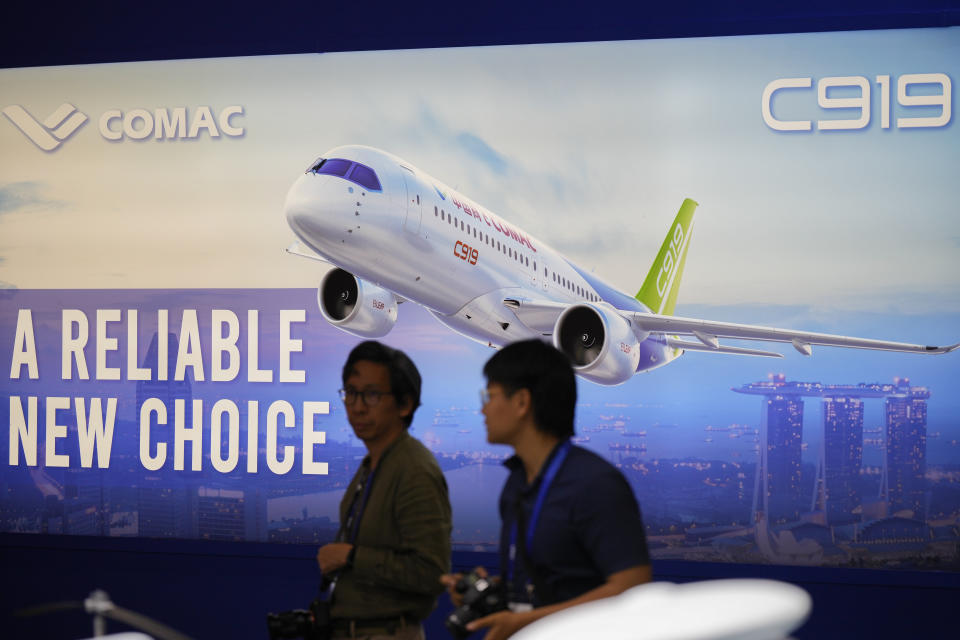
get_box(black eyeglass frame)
[338,387,392,407]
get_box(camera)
[445,570,508,639]
[267,598,331,640]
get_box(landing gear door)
[402,171,422,234]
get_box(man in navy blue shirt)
[443,339,651,640]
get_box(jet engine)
[318,268,398,338]
[553,304,641,386]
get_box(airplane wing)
[503,297,959,356]
[628,311,960,356]
[663,338,784,358]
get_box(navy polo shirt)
[498,442,650,606]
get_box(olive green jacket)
[331,431,452,621]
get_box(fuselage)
[284,145,676,369]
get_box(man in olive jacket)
[317,341,452,640]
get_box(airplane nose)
[284,174,337,240]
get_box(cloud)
[412,105,512,177]
[0,181,61,215]
[455,132,508,175]
[404,106,592,228]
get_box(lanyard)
[339,464,377,544]
[325,463,377,598]
[507,440,572,584]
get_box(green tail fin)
[635,198,699,316]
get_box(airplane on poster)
[283,145,959,386]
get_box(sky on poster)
[0,27,957,314]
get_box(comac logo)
[3,103,245,151]
[2,103,88,151]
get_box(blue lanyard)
[507,440,572,584]
[320,462,376,602]
[325,463,377,597]
[340,464,377,544]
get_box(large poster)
[1,28,957,570]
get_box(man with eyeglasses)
[316,340,452,640]
[443,339,651,640]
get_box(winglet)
[927,342,960,354]
[635,198,698,316]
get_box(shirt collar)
[503,439,569,491]
[361,430,409,468]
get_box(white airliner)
[283,145,959,386]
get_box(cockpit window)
[314,158,352,177]
[308,158,383,191]
[348,163,382,191]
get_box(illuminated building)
[735,375,899,527]
[196,487,246,541]
[135,332,192,428]
[137,483,193,537]
[883,378,929,519]
[760,389,804,523]
[135,332,195,537]
[820,396,864,524]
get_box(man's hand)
[466,609,536,640]
[440,566,489,608]
[462,565,652,639]
[316,542,353,574]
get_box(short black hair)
[342,341,422,428]
[483,339,576,439]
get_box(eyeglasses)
[339,388,391,407]
[479,387,514,407]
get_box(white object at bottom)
[511,579,811,640]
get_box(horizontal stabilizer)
[666,338,784,358]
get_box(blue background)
[2,2,960,639]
